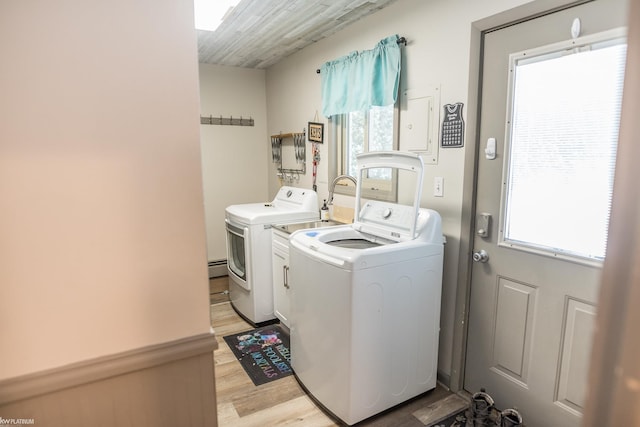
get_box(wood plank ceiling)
[197,0,401,69]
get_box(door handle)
[473,250,489,263]
[283,265,290,289]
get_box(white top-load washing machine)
[288,152,444,425]
[225,186,318,325]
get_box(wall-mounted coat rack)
[200,115,254,126]
[271,131,306,182]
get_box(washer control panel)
[358,201,415,237]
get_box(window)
[501,31,626,262]
[331,103,399,201]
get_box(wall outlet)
[434,176,444,197]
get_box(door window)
[501,32,627,262]
[226,225,246,280]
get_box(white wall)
[199,64,269,261]
[0,1,210,379]
[264,0,538,380]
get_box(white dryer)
[289,152,444,425]
[225,186,318,325]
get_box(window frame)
[498,28,627,266]
[329,102,400,202]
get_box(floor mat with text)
[223,325,292,386]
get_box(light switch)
[434,176,444,197]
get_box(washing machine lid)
[226,187,319,225]
[353,152,424,242]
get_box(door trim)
[450,0,597,393]
[582,0,640,423]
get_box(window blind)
[504,41,627,260]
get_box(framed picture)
[308,122,324,143]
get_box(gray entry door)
[464,1,627,426]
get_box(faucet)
[328,174,357,205]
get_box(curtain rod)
[316,36,406,74]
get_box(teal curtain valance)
[320,35,402,117]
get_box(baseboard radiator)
[208,259,227,278]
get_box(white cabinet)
[272,228,291,327]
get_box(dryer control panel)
[273,186,318,212]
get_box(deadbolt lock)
[477,213,491,238]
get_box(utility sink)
[273,219,344,235]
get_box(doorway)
[461,1,627,426]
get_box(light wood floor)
[209,277,457,426]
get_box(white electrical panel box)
[399,86,441,164]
